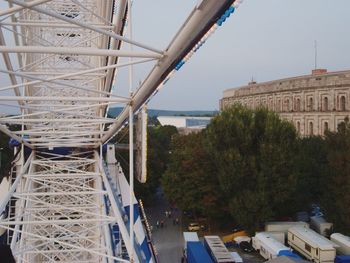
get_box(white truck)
[288,226,337,263]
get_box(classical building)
[220,69,350,136]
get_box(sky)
[122,0,350,111]
[1,0,350,113]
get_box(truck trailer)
[186,241,213,263]
[331,233,350,255]
[265,221,309,241]
[288,226,337,263]
[310,216,333,237]
[204,236,235,263]
[252,232,293,260]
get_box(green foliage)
[322,117,350,234]
[135,125,178,204]
[106,124,177,204]
[0,129,14,181]
[294,136,329,208]
[205,105,299,233]
[162,132,227,220]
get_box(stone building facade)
[220,69,350,136]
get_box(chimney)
[312,68,327,75]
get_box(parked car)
[188,223,201,231]
[239,241,254,253]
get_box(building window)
[340,96,346,111]
[309,122,314,136]
[309,97,314,111]
[305,243,311,253]
[296,98,301,111]
[324,122,329,134]
[323,97,329,111]
[276,99,281,112]
[285,99,290,112]
[297,121,301,134]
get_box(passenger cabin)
[288,226,337,263]
[331,233,350,255]
[252,232,292,260]
[204,236,235,263]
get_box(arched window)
[276,99,281,112]
[285,99,290,112]
[340,96,346,111]
[297,121,301,134]
[309,97,314,111]
[296,98,301,111]
[323,97,329,111]
[309,122,314,136]
[324,122,329,134]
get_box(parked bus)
[204,236,235,263]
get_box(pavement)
[144,191,264,263]
[145,192,183,263]
[228,247,265,263]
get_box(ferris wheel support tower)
[0,0,243,262]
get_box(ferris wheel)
[0,0,243,262]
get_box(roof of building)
[222,69,350,99]
[289,226,338,249]
[157,116,211,128]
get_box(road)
[145,191,183,263]
[143,191,264,263]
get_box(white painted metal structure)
[0,0,243,262]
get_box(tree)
[107,124,177,204]
[322,117,350,234]
[162,132,227,221]
[138,125,178,203]
[205,105,299,233]
[0,128,15,181]
[294,136,328,209]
